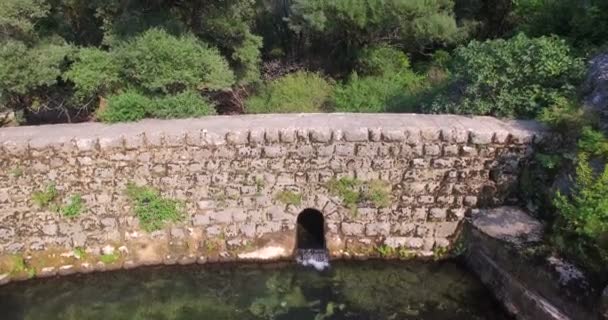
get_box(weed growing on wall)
[327,177,361,214]
[61,194,85,218]
[9,167,23,178]
[364,180,392,208]
[73,247,87,260]
[32,183,58,209]
[125,183,185,232]
[100,252,120,264]
[274,190,302,206]
[10,255,35,278]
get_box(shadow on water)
[0,260,512,320]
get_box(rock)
[0,273,10,285]
[469,206,543,246]
[38,267,56,278]
[42,223,58,236]
[58,265,76,276]
[101,245,115,255]
[583,53,608,130]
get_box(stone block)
[263,146,286,158]
[382,129,405,142]
[343,128,369,142]
[265,130,280,143]
[365,222,391,236]
[226,131,249,145]
[310,129,332,142]
[342,223,365,236]
[335,144,355,156]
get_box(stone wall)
[0,114,544,283]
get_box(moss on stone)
[274,190,302,206]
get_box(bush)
[97,91,151,123]
[246,72,333,113]
[333,46,423,113]
[0,40,72,97]
[553,152,608,270]
[65,48,122,100]
[99,90,216,123]
[151,91,217,119]
[424,34,584,118]
[333,72,422,113]
[118,28,235,93]
[356,45,412,76]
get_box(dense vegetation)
[1,0,607,281]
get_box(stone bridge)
[0,113,545,282]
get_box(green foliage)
[97,91,151,123]
[364,180,392,208]
[151,91,217,119]
[61,194,85,218]
[376,245,395,257]
[73,247,87,260]
[125,183,185,232]
[333,72,422,113]
[65,48,122,100]
[356,45,412,76]
[538,97,587,133]
[0,0,49,39]
[553,151,608,269]
[98,90,216,123]
[118,28,234,93]
[246,72,333,113]
[274,191,302,206]
[578,126,608,157]
[333,45,423,113]
[100,252,120,264]
[32,183,58,208]
[0,40,72,97]
[327,177,361,214]
[289,0,469,58]
[425,33,584,118]
[514,0,608,51]
[9,167,23,178]
[535,153,563,170]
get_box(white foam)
[298,257,330,271]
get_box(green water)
[0,260,510,320]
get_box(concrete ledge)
[0,113,546,151]
[464,207,599,320]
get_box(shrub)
[65,48,122,100]
[333,45,423,113]
[0,40,72,98]
[424,34,584,118]
[246,72,333,113]
[553,152,608,269]
[355,45,412,76]
[332,72,422,113]
[151,91,216,119]
[125,183,185,232]
[99,90,216,123]
[117,28,235,93]
[97,91,151,123]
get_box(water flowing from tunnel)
[296,248,330,271]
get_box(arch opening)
[296,209,325,250]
